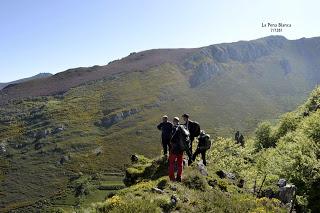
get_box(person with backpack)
[235,131,240,143]
[169,117,189,182]
[182,114,201,157]
[192,130,211,166]
[238,134,245,147]
[235,131,245,147]
[157,115,173,156]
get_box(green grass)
[87,158,287,213]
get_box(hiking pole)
[289,187,297,213]
[257,174,267,197]
[253,178,257,195]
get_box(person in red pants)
[169,117,186,182]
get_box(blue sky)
[0,0,319,82]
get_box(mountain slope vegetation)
[0,36,320,211]
[84,86,320,213]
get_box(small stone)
[226,172,236,180]
[170,185,177,191]
[151,187,165,194]
[170,195,178,206]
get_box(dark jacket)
[157,121,173,139]
[185,120,199,138]
[170,125,186,154]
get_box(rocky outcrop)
[279,59,292,75]
[99,108,139,128]
[202,36,287,63]
[189,61,222,87]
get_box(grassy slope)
[85,87,320,213]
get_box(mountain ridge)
[1,35,319,105]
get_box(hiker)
[157,115,173,156]
[192,130,211,166]
[182,113,200,158]
[169,117,189,182]
[235,131,240,143]
[235,131,245,147]
[238,134,245,147]
[303,111,309,117]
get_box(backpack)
[204,135,212,150]
[192,121,201,137]
[199,134,212,150]
[178,125,190,151]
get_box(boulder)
[197,162,208,176]
[131,154,139,163]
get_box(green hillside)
[81,86,320,213]
[0,36,320,211]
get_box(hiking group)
[157,114,211,182]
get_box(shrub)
[96,196,162,213]
[255,122,276,149]
[274,112,300,140]
[302,112,320,143]
[157,177,168,190]
[182,170,209,191]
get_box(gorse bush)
[252,87,320,212]
[182,169,209,191]
[274,112,300,140]
[255,122,276,150]
[302,112,320,143]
